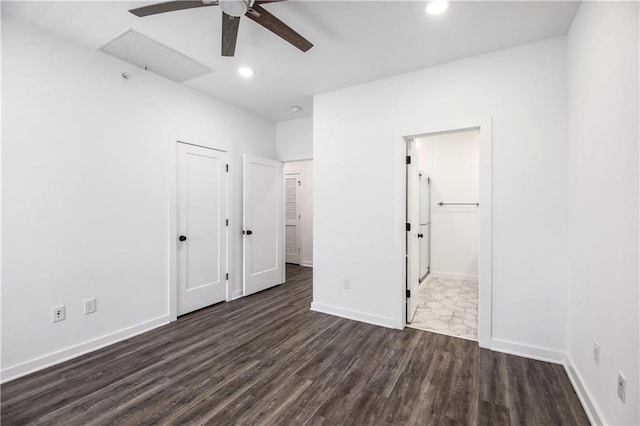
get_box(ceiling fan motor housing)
[219,0,254,17]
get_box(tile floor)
[408,275,478,340]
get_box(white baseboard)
[417,274,432,291]
[310,302,395,329]
[491,340,605,425]
[564,354,605,426]
[431,271,478,281]
[490,338,567,364]
[231,289,244,301]
[301,261,313,268]
[1,315,171,383]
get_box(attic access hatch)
[101,29,212,82]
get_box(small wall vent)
[101,29,212,82]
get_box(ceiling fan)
[129,0,313,57]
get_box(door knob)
[179,235,187,241]
[417,233,424,238]
[246,230,253,235]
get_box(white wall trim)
[168,136,179,322]
[393,118,493,349]
[491,339,605,425]
[1,315,171,383]
[564,354,605,426]
[431,271,479,281]
[417,274,432,291]
[490,338,566,365]
[310,302,396,329]
[301,261,313,268]
[284,156,313,162]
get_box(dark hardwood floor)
[2,265,589,425]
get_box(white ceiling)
[2,1,580,122]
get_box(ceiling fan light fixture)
[426,0,449,15]
[238,66,254,78]
[290,105,303,113]
[129,0,313,58]
[220,0,251,17]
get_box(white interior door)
[285,174,301,264]
[177,143,227,315]
[243,155,285,296]
[406,140,420,323]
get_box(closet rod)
[437,202,479,206]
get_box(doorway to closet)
[284,160,313,268]
[406,129,481,341]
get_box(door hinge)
[226,164,229,172]
[406,223,411,232]
[226,273,229,280]
[406,155,411,165]
[406,289,411,298]
[226,218,229,227]
[298,181,301,186]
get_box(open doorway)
[283,160,313,268]
[406,129,481,341]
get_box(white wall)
[283,160,313,267]
[313,38,568,356]
[276,117,313,162]
[567,2,639,424]
[415,130,480,279]
[1,17,276,380]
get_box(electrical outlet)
[617,371,626,403]
[84,298,97,315]
[593,341,600,366]
[52,305,65,323]
[343,279,351,290]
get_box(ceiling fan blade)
[221,12,241,57]
[129,1,217,17]
[254,0,286,3]
[245,3,313,52]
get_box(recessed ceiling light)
[238,66,254,78]
[426,0,449,15]
[290,105,303,112]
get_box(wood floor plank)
[478,400,510,426]
[1,265,590,425]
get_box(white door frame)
[394,118,493,348]
[168,140,230,322]
[283,160,313,268]
[406,139,420,323]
